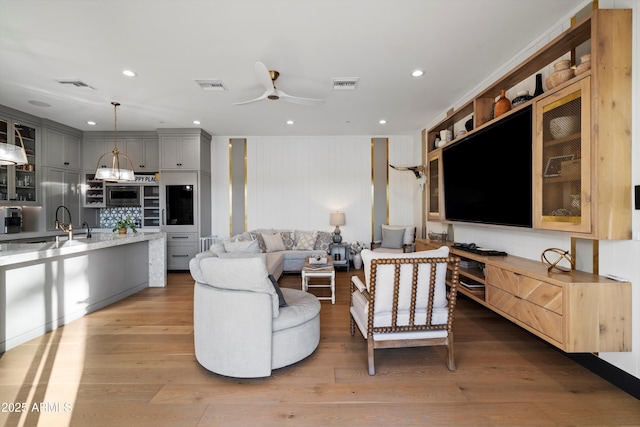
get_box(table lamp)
[330,212,345,243]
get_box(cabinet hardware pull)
[172,236,189,239]
[172,254,189,257]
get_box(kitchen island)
[0,232,166,351]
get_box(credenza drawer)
[518,299,563,343]
[518,276,563,315]
[485,265,518,294]
[486,285,518,318]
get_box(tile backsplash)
[100,207,142,229]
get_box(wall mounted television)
[442,105,532,228]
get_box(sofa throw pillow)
[295,231,317,250]
[262,233,286,253]
[315,231,332,252]
[248,231,267,253]
[268,274,288,307]
[224,239,260,253]
[208,242,226,255]
[280,231,295,250]
[381,227,405,249]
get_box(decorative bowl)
[512,91,533,107]
[547,68,575,89]
[575,62,591,76]
[553,59,571,71]
[549,115,580,139]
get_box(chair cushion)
[272,288,321,332]
[361,247,450,310]
[381,224,415,245]
[380,227,405,249]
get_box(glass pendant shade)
[0,119,28,165]
[95,101,135,182]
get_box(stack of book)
[459,278,485,290]
[460,259,480,269]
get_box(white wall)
[425,0,640,380]
[210,134,421,245]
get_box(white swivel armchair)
[350,248,460,375]
[190,255,321,378]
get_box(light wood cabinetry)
[534,78,591,234]
[426,153,443,220]
[424,9,632,240]
[417,239,631,353]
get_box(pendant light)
[0,119,28,165]
[94,102,135,182]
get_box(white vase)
[353,253,363,269]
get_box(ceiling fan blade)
[254,62,275,91]
[278,89,324,106]
[232,89,271,105]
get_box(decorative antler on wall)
[390,164,427,190]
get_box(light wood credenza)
[417,239,631,353]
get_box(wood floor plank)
[1,270,638,427]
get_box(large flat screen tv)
[442,106,532,228]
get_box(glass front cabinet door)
[427,153,443,221]
[0,118,38,204]
[534,77,590,234]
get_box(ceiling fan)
[233,62,324,106]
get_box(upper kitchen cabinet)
[83,137,114,171]
[124,137,159,172]
[43,122,82,170]
[158,129,211,171]
[0,115,39,205]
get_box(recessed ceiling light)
[193,120,201,125]
[379,119,387,125]
[122,70,136,77]
[87,121,96,126]
[411,69,424,77]
[286,120,294,125]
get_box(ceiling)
[0,0,587,137]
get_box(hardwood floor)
[1,270,639,427]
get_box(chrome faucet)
[55,205,73,240]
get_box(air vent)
[194,79,227,91]
[332,77,359,90]
[56,79,95,89]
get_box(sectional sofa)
[196,229,332,280]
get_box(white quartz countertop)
[0,232,165,267]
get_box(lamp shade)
[330,212,346,226]
[94,101,135,182]
[0,119,28,165]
